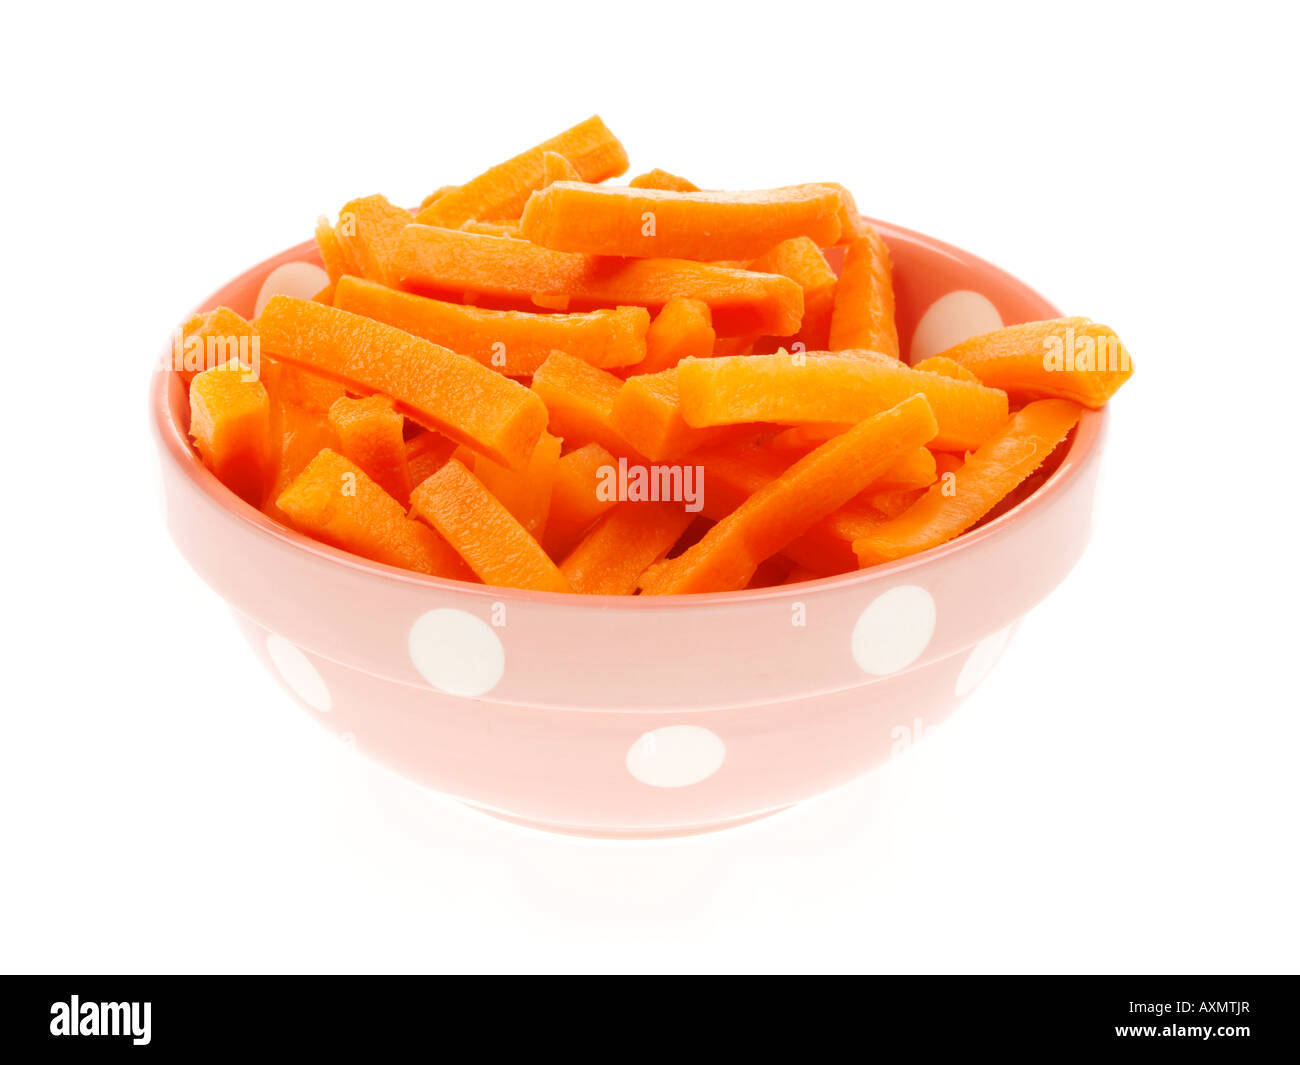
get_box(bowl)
[151,219,1106,838]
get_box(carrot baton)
[518,182,844,260]
[611,369,735,461]
[637,297,715,374]
[333,195,412,287]
[542,442,621,559]
[531,351,640,459]
[277,449,473,580]
[332,275,649,375]
[253,296,547,470]
[639,394,939,594]
[541,151,582,185]
[628,169,699,192]
[676,351,1009,452]
[173,307,258,385]
[410,459,571,592]
[396,225,804,337]
[749,237,837,352]
[937,317,1133,407]
[405,430,458,486]
[189,361,273,506]
[912,354,980,382]
[828,226,899,356]
[472,431,563,538]
[560,501,693,595]
[327,394,413,505]
[314,217,351,285]
[416,115,629,227]
[853,399,1084,566]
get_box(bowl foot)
[463,804,793,840]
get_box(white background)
[3,2,1297,974]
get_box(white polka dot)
[254,261,330,318]
[910,290,1003,361]
[851,585,937,675]
[408,609,505,697]
[955,625,1014,697]
[266,633,332,712]
[626,726,726,788]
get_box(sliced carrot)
[628,169,699,192]
[397,225,804,337]
[530,351,639,459]
[611,368,731,461]
[677,351,1009,452]
[327,394,413,505]
[912,355,980,382]
[189,361,273,505]
[542,442,620,558]
[416,116,629,227]
[472,431,563,538]
[519,182,844,260]
[853,399,1084,565]
[410,459,570,592]
[640,394,938,594]
[332,275,648,375]
[828,226,899,356]
[254,296,547,469]
[637,297,715,374]
[818,182,872,243]
[314,217,351,284]
[419,184,459,211]
[541,151,582,185]
[560,501,693,595]
[277,449,471,579]
[937,317,1133,407]
[405,430,457,485]
[173,307,258,385]
[334,195,412,286]
[749,237,837,351]
[264,402,335,519]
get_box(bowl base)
[464,803,793,840]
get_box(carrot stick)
[314,217,351,284]
[937,317,1133,407]
[332,275,648,375]
[189,361,273,506]
[472,431,563,538]
[276,449,472,579]
[749,237,837,351]
[519,182,844,260]
[853,399,1084,566]
[254,296,547,469]
[416,116,629,227]
[410,459,570,592]
[912,354,980,382]
[677,351,1009,452]
[530,351,640,459]
[542,442,620,559]
[819,182,872,243]
[173,307,258,385]
[327,394,413,505]
[334,195,412,286]
[628,169,699,192]
[541,151,582,185]
[263,402,336,520]
[639,394,938,594]
[828,226,899,356]
[405,430,457,486]
[396,225,804,337]
[611,368,732,461]
[637,297,715,374]
[560,501,693,594]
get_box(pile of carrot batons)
[181,116,1132,596]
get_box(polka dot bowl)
[152,220,1106,838]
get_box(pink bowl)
[152,221,1105,838]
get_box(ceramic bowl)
[152,220,1105,838]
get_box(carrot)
[853,399,1084,566]
[410,459,570,592]
[333,195,412,287]
[530,351,639,459]
[189,360,273,505]
[937,317,1133,407]
[828,227,899,356]
[749,237,837,351]
[254,296,547,469]
[405,430,457,486]
[332,275,648,375]
[419,185,459,211]
[560,501,693,595]
[472,431,563,538]
[629,169,699,192]
[542,442,620,558]
[541,151,582,185]
[173,307,258,385]
[264,402,335,518]
[327,394,413,505]
[639,394,939,594]
[396,225,804,337]
[459,219,522,238]
[519,182,844,260]
[677,351,1009,452]
[932,450,965,477]
[866,486,927,518]
[712,335,758,357]
[416,116,629,227]
[637,297,715,374]
[912,355,980,382]
[314,217,351,284]
[611,368,732,461]
[277,449,471,579]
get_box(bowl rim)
[152,219,1106,610]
